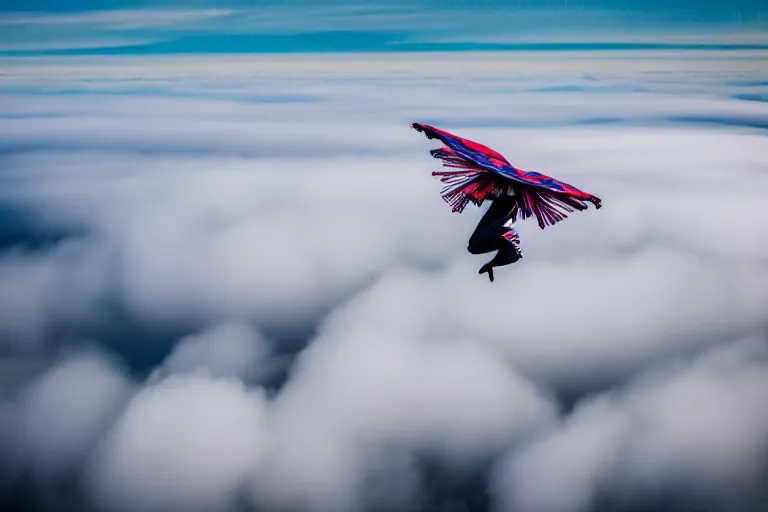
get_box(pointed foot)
[479,264,494,282]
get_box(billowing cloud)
[88,374,268,512]
[3,349,133,486]
[251,271,556,511]
[493,337,768,512]
[0,241,113,350]
[150,322,273,383]
[0,51,766,512]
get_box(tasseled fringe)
[522,189,595,229]
[430,148,472,169]
[432,170,494,212]
[502,229,520,245]
[429,147,495,213]
[428,145,602,221]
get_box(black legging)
[467,195,521,281]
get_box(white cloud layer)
[493,338,768,512]
[0,52,766,512]
[88,374,268,512]
[151,322,273,383]
[2,349,133,486]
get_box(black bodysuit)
[466,194,522,282]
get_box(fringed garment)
[412,123,602,229]
[412,122,602,280]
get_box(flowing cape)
[412,123,601,229]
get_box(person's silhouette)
[466,194,522,282]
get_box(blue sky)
[1,0,767,54]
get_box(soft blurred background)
[1,2,767,512]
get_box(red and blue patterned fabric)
[412,123,602,229]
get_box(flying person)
[412,123,601,281]
[466,192,521,282]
